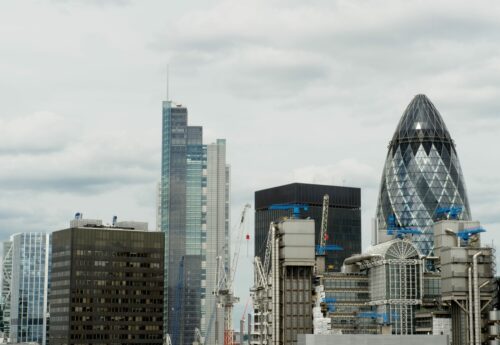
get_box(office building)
[204,139,230,345]
[0,233,50,345]
[375,94,471,256]
[255,183,361,271]
[1,240,13,342]
[160,100,230,344]
[49,218,164,345]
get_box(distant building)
[1,233,50,345]
[255,183,361,271]
[375,94,471,256]
[160,100,230,344]
[49,218,164,345]
[204,139,230,345]
[160,101,206,345]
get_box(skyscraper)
[161,101,230,344]
[375,94,471,255]
[49,218,164,345]
[255,183,361,271]
[1,233,50,345]
[204,139,230,345]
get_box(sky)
[1,0,500,330]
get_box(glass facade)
[376,94,471,256]
[255,183,361,271]
[161,101,206,345]
[6,233,50,345]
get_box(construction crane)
[322,297,337,312]
[445,226,486,244]
[192,328,203,345]
[164,334,173,345]
[268,203,309,219]
[172,257,184,345]
[239,298,251,345]
[356,311,399,325]
[315,195,342,262]
[213,204,251,345]
[435,205,463,220]
[387,214,422,238]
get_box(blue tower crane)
[435,205,463,220]
[172,257,185,345]
[456,226,486,242]
[387,214,422,239]
[322,297,337,312]
[357,311,399,325]
[268,203,309,219]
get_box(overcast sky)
[1,0,500,328]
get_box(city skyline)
[1,0,500,335]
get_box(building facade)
[204,139,230,344]
[49,220,164,345]
[1,233,50,345]
[375,94,471,256]
[255,183,361,271]
[161,101,230,344]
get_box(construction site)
[246,196,500,345]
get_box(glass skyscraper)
[376,94,471,256]
[1,233,50,345]
[161,101,230,345]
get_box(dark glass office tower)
[49,224,164,345]
[376,94,471,256]
[255,183,361,271]
[161,101,206,345]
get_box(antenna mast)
[166,64,170,101]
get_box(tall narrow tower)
[161,101,206,345]
[375,94,471,255]
[161,101,230,345]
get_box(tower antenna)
[166,64,170,101]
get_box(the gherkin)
[376,94,471,255]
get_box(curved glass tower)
[376,94,471,255]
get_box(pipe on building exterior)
[272,225,279,345]
[473,251,483,345]
[343,254,383,265]
[469,266,474,345]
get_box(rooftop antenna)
[166,63,170,101]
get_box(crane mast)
[320,194,329,248]
[214,204,251,345]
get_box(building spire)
[166,63,170,101]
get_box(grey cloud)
[51,0,131,6]
[0,112,159,194]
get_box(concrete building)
[375,94,471,256]
[251,217,315,345]
[255,183,361,272]
[204,139,230,345]
[1,233,50,345]
[1,240,13,342]
[49,218,164,345]
[297,334,450,345]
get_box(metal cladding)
[376,94,471,256]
